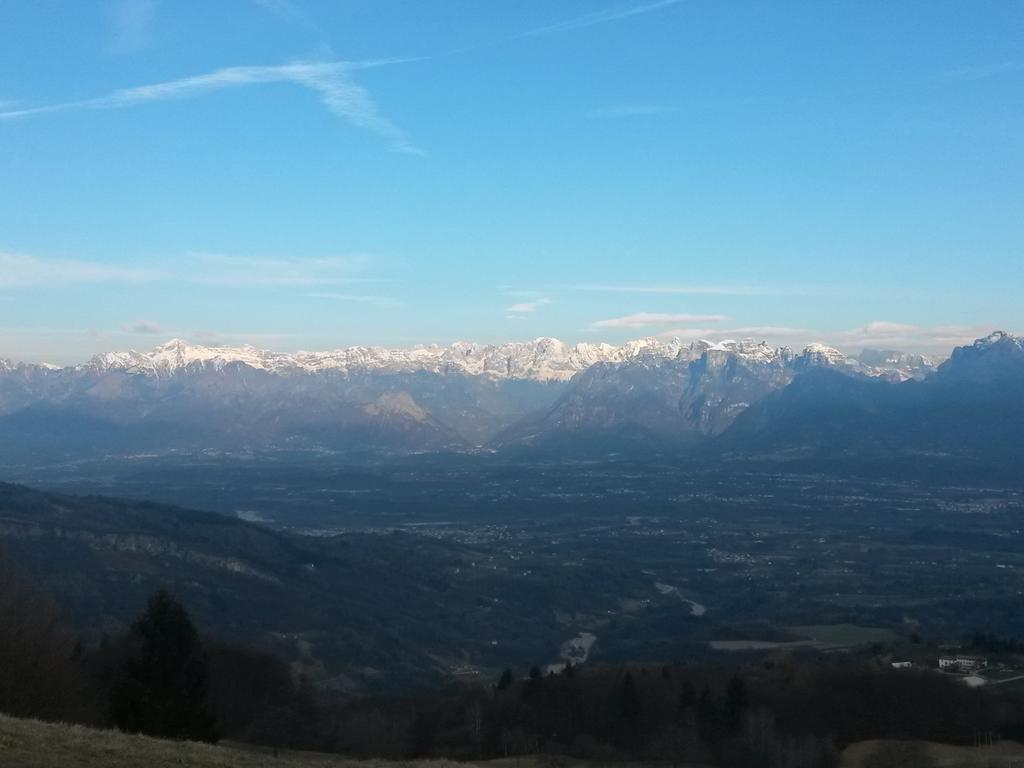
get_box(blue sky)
[1,0,1021,363]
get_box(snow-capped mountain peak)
[694,338,791,366]
[975,330,1023,351]
[86,340,279,377]
[798,343,850,367]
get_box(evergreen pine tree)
[497,667,513,690]
[619,672,641,722]
[109,590,219,742]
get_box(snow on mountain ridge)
[974,330,1024,351]
[799,343,850,367]
[66,335,946,382]
[81,337,692,382]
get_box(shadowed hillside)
[0,483,656,693]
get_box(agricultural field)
[788,625,900,650]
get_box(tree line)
[321,658,1014,768]
[0,549,316,752]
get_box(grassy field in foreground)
[0,714,465,768]
[6,714,1024,768]
[840,739,1024,767]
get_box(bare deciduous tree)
[0,548,93,722]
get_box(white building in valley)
[938,655,987,671]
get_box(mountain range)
[11,335,937,382]
[0,332,1020,467]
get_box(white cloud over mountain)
[592,312,729,329]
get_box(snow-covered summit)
[801,343,847,364]
[689,339,793,375]
[794,343,856,371]
[0,358,59,375]
[974,330,1024,351]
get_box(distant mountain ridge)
[82,337,689,382]
[716,330,1024,472]
[2,333,1019,464]
[493,337,945,450]
[6,335,937,383]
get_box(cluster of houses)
[938,654,988,672]
[889,654,988,672]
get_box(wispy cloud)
[498,287,545,298]
[520,0,682,37]
[655,325,816,341]
[0,251,159,287]
[506,297,552,314]
[307,292,401,307]
[590,104,677,119]
[645,321,1001,354]
[5,2,685,150]
[593,312,728,329]
[0,59,421,153]
[188,330,299,347]
[933,61,1022,82]
[107,0,159,54]
[833,321,996,350]
[187,253,376,286]
[126,320,165,335]
[0,250,377,288]
[559,283,845,297]
[252,0,318,32]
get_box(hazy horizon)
[5,326,1020,367]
